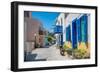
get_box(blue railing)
[54,25,63,34]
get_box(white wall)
[56,13,65,26]
[65,14,81,27]
[0,0,99,73]
[56,13,66,42]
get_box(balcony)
[54,25,63,34]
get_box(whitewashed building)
[54,13,90,49]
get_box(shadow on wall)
[24,52,47,61]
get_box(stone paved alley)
[29,44,72,61]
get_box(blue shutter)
[84,15,88,43]
[76,18,81,42]
[81,14,88,43]
[66,25,71,41]
[72,19,77,49]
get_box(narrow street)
[30,44,72,61]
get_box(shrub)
[73,48,89,59]
[63,41,72,51]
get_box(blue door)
[72,19,77,49]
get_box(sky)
[32,11,60,33]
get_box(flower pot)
[63,51,67,56]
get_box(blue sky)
[32,11,60,33]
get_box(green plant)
[73,48,88,59]
[47,35,55,44]
[63,42,70,51]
